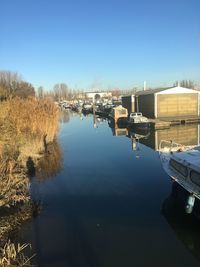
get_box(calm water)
[15,113,200,267]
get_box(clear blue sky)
[1,0,200,91]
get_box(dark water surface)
[16,113,200,267]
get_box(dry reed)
[0,151,30,208]
[0,97,59,267]
[0,97,60,206]
[0,240,35,267]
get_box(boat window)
[190,170,200,187]
[169,159,188,177]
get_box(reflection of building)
[113,128,128,137]
[141,124,200,150]
[108,120,128,137]
[122,86,200,118]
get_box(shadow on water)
[162,182,200,262]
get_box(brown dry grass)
[0,151,30,208]
[0,97,60,207]
[0,97,59,266]
[1,97,59,146]
[0,240,35,267]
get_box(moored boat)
[128,112,150,129]
[159,140,200,214]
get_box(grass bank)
[0,97,60,266]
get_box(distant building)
[122,86,200,118]
[85,91,112,102]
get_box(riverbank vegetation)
[0,70,60,266]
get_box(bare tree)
[37,86,44,98]
[174,80,195,89]
[0,70,35,99]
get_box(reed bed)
[0,240,35,267]
[0,97,60,266]
[0,153,30,208]
[0,97,60,208]
[1,97,60,157]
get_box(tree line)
[0,71,35,100]
[0,70,198,102]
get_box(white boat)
[128,112,150,129]
[159,140,200,213]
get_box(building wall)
[137,94,155,118]
[121,96,135,114]
[157,93,198,118]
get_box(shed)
[136,86,200,118]
[121,95,135,114]
[110,105,128,122]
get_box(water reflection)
[36,140,63,181]
[60,110,70,123]
[93,114,107,129]
[106,117,200,151]
[141,124,200,150]
[108,119,128,136]
[162,182,200,262]
[14,114,200,267]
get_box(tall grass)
[0,97,59,266]
[0,97,59,159]
[0,97,60,207]
[7,97,59,141]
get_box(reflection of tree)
[60,110,70,123]
[36,140,63,181]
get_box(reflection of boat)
[128,112,150,129]
[82,103,93,114]
[162,182,200,262]
[159,140,200,213]
[128,125,150,136]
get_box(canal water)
[15,112,200,267]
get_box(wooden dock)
[150,117,200,130]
